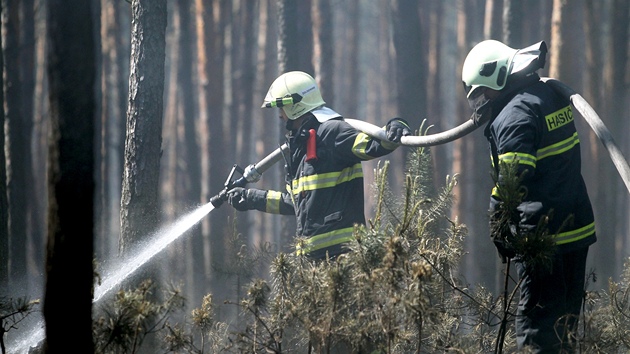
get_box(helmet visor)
[262,93,303,108]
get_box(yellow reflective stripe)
[291,163,363,194]
[295,227,355,254]
[536,132,579,160]
[352,133,372,159]
[498,152,536,168]
[266,190,282,214]
[553,222,595,245]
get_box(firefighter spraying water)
[211,71,412,259]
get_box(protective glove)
[386,117,412,143]
[227,187,252,211]
[489,209,518,262]
[227,187,267,212]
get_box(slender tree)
[44,0,96,351]
[311,0,333,104]
[390,0,425,188]
[484,0,502,39]
[274,0,302,255]
[195,0,231,304]
[231,0,256,241]
[599,0,629,276]
[174,0,205,309]
[502,0,524,46]
[2,0,27,291]
[0,1,7,292]
[454,0,502,292]
[120,0,167,251]
[20,0,41,288]
[253,0,282,253]
[98,0,129,261]
[342,0,359,118]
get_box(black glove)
[227,187,252,211]
[489,211,518,262]
[386,118,412,143]
[227,187,267,212]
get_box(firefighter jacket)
[248,113,399,259]
[486,78,596,254]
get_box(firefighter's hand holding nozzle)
[227,187,250,211]
[226,187,266,212]
[385,117,412,143]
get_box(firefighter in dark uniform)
[226,71,411,260]
[462,40,596,353]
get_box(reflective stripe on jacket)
[251,114,398,259]
[487,80,596,253]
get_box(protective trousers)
[514,247,588,353]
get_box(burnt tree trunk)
[44,0,96,351]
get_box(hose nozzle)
[209,164,248,208]
[210,189,227,208]
[209,144,289,209]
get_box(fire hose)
[541,78,630,194]
[349,78,630,194]
[210,78,630,206]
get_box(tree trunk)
[173,0,206,311]
[195,0,232,306]
[390,0,425,187]
[454,0,502,293]
[275,0,303,253]
[254,0,282,254]
[502,0,523,46]
[98,0,129,261]
[20,0,42,290]
[232,0,256,241]
[483,0,502,39]
[581,0,603,240]
[44,0,96,351]
[343,0,359,118]
[120,0,167,251]
[311,0,333,104]
[598,0,629,278]
[0,4,7,291]
[2,0,28,291]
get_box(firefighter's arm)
[227,187,294,215]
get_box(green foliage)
[92,279,185,354]
[163,294,231,353]
[91,144,630,353]
[489,159,556,269]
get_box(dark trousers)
[514,247,588,353]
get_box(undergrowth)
[6,143,629,354]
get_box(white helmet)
[461,40,518,98]
[261,71,325,120]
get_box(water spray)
[8,202,215,354]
